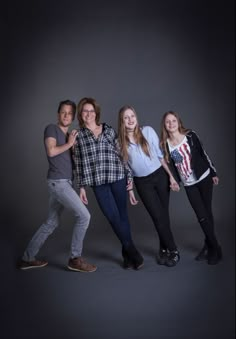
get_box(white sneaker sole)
[67,265,97,273]
[20,263,48,270]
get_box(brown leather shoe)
[19,259,48,270]
[67,257,97,272]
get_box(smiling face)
[58,104,74,127]
[81,103,96,125]
[123,108,137,131]
[164,113,179,134]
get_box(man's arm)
[45,130,78,157]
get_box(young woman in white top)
[118,105,180,267]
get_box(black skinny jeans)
[184,174,219,249]
[134,166,177,251]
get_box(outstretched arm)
[191,130,218,177]
[128,189,139,205]
[114,134,134,190]
[160,158,180,192]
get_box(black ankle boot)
[122,247,133,269]
[195,243,208,261]
[157,248,169,265]
[207,245,223,265]
[165,250,180,267]
[125,244,144,270]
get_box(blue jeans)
[92,178,132,248]
[22,179,90,261]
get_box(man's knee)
[75,209,90,225]
[43,219,59,233]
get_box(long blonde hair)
[160,111,190,162]
[118,105,150,162]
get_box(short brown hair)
[57,100,76,120]
[77,97,101,127]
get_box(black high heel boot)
[122,247,133,269]
[207,245,223,265]
[195,243,208,261]
[125,244,144,270]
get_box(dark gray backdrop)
[1,0,234,225]
[1,1,235,339]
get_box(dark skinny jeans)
[92,178,133,249]
[134,166,177,251]
[184,174,219,249]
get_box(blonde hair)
[118,105,150,162]
[160,111,190,162]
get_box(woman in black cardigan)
[160,111,222,265]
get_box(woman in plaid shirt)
[73,97,143,270]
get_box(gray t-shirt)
[44,124,73,180]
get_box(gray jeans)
[22,179,90,261]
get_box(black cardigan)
[166,130,217,183]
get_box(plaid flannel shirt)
[73,123,132,187]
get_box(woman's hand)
[126,180,133,191]
[170,176,180,192]
[80,187,88,204]
[128,190,139,205]
[212,176,219,185]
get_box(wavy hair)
[160,110,190,162]
[118,105,150,162]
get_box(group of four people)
[19,98,222,272]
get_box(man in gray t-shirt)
[19,100,97,273]
[44,123,73,180]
